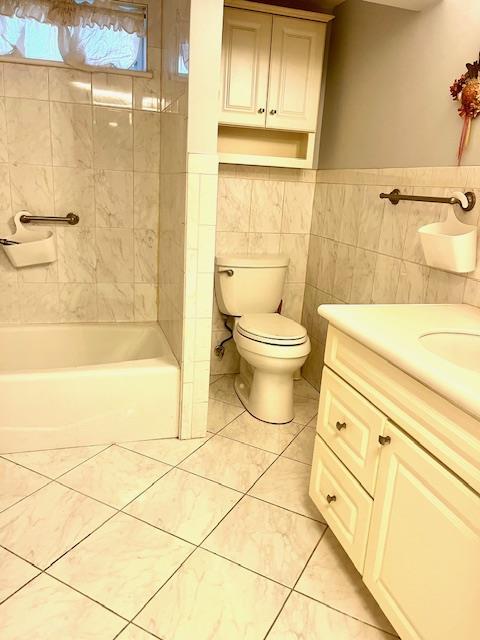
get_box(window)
[0,1,147,72]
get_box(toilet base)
[234,370,294,425]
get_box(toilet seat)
[237,313,308,346]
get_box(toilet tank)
[215,253,289,316]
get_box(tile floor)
[0,375,397,640]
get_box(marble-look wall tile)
[97,283,135,321]
[51,102,93,168]
[425,269,466,304]
[93,107,133,171]
[134,229,158,283]
[395,261,429,304]
[134,173,160,229]
[134,47,161,112]
[371,254,402,304]
[280,234,309,284]
[10,165,54,216]
[0,283,20,322]
[134,284,158,321]
[282,182,315,234]
[96,229,134,283]
[92,74,133,109]
[134,111,160,172]
[53,167,95,227]
[4,64,48,100]
[463,279,480,307]
[337,184,364,246]
[48,68,92,104]
[19,283,59,323]
[57,228,96,283]
[6,98,51,165]
[333,244,356,302]
[350,249,377,304]
[217,178,252,232]
[0,164,11,223]
[59,284,97,321]
[17,258,58,284]
[94,170,134,228]
[250,181,284,232]
[0,98,8,163]
[248,232,281,254]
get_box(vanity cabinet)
[220,8,326,132]
[310,325,480,640]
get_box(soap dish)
[2,212,57,268]
[418,209,477,274]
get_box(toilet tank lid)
[216,253,289,268]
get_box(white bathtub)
[0,323,180,453]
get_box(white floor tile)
[249,456,323,521]
[294,378,320,400]
[180,435,276,492]
[126,467,242,544]
[267,591,395,640]
[293,396,318,425]
[135,548,289,640]
[203,496,325,587]
[209,374,243,406]
[60,445,170,509]
[0,459,49,512]
[0,548,39,604]
[0,482,114,569]
[281,427,316,465]
[0,574,124,639]
[4,445,107,479]
[220,412,303,454]
[48,512,193,619]
[120,435,211,466]
[296,529,395,633]
[207,398,244,433]
[117,625,157,639]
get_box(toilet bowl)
[234,314,311,423]
[214,253,311,424]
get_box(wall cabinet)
[220,9,326,132]
[310,325,480,640]
[218,1,333,168]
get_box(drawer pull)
[378,435,392,446]
[326,494,337,503]
[336,421,347,431]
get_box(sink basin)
[419,331,480,372]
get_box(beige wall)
[302,165,480,390]
[319,0,480,169]
[211,164,316,375]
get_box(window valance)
[0,0,146,36]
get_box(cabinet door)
[219,8,272,127]
[364,422,480,640]
[266,16,326,132]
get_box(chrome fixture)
[380,189,476,212]
[20,212,80,225]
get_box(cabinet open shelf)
[218,125,315,168]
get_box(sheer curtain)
[0,0,145,70]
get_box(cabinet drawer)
[309,435,373,572]
[317,367,388,495]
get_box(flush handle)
[378,435,391,446]
[336,421,347,431]
[218,268,234,277]
[326,494,336,504]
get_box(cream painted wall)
[319,0,480,169]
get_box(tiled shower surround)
[302,166,480,390]
[0,53,161,324]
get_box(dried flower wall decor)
[450,52,480,164]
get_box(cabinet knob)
[270,109,277,115]
[336,421,347,431]
[258,107,265,113]
[326,494,336,504]
[378,435,391,446]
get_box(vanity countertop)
[318,304,480,421]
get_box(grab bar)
[19,213,80,225]
[379,189,476,212]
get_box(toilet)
[215,253,311,424]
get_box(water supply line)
[214,317,234,359]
